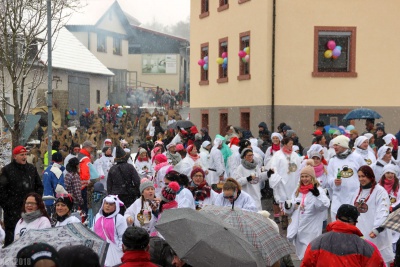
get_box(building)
[190,0,400,143]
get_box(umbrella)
[200,205,292,266]
[167,120,194,129]
[155,208,265,267]
[381,208,400,233]
[0,223,108,265]
[324,125,345,135]
[343,108,382,120]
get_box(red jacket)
[301,221,385,267]
[78,149,91,189]
[120,250,158,267]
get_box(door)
[68,76,90,116]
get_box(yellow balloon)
[324,50,332,58]
[216,57,224,64]
[244,47,250,54]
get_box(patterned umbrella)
[200,205,292,266]
[382,208,400,233]
[0,223,108,265]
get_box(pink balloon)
[244,55,250,62]
[222,52,228,58]
[198,59,205,66]
[238,51,247,58]
[327,40,336,50]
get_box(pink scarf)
[162,201,178,211]
[154,162,169,172]
[383,179,398,197]
[313,163,324,178]
[94,216,116,244]
[282,146,292,155]
[189,153,200,161]
[271,144,280,152]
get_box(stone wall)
[37,89,69,126]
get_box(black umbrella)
[167,120,194,129]
[343,108,382,120]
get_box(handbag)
[89,162,100,180]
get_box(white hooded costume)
[353,136,377,166]
[207,139,225,185]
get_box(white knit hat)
[332,135,350,149]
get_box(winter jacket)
[107,162,140,199]
[78,149,92,189]
[54,215,81,227]
[120,250,158,267]
[64,171,84,206]
[43,162,65,206]
[301,220,385,267]
[214,190,258,212]
[14,216,51,240]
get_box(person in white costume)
[207,138,225,185]
[93,195,128,267]
[94,146,114,190]
[285,164,330,260]
[134,148,154,179]
[54,195,81,227]
[164,170,195,209]
[174,145,205,177]
[353,136,377,166]
[199,141,211,171]
[351,165,393,265]
[371,145,398,183]
[327,135,364,220]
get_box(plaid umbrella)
[200,205,292,266]
[0,223,108,265]
[382,208,400,232]
[155,208,265,267]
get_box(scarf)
[21,210,42,223]
[162,201,178,211]
[167,151,181,165]
[188,181,211,201]
[282,146,292,155]
[383,179,398,197]
[355,147,368,156]
[241,159,258,170]
[188,153,200,161]
[335,149,351,159]
[137,156,149,162]
[154,162,169,172]
[56,214,70,223]
[314,163,325,178]
[271,144,280,152]
[299,184,314,194]
[94,216,116,244]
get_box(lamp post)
[46,0,53,165]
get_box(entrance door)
[68,76,90,116]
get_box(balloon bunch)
[66,109,77,116]
[324,40,342,60]
[198,56,209,71]
[238,47,250,63]
[216,52,228,69]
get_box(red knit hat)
[186,145,195,154]
[13,145,27,155]
[176,144,185,151]
[154,154,167,164]
[230,137,240,147]
[161,181,180,203]
[190,167,205,179]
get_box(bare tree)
[0,0,79,148]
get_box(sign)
[142,54,177,74]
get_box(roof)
[132,25,189,43]
[40,27,114,76]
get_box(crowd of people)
[2,115,400,266]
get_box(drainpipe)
[271,0,276,131]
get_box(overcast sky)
[118,0,190,26]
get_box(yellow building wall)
[190,0,273,108]
[276,0,400,106]
[96,8,127,35]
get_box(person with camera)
[187,167,218,210]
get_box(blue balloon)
[222,63,227,69]
[336,46,342,51]
[117,111,123,118]
[105,100,110,106]
[223,57,228,64]
[85,108,89,113]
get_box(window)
[238,31,250,80]
[199,43,209,85]
[97,34,106,53]
[113,37,121,55]
[201,110,209,129]
[217,37,228,83]
[96,90,100,104]
[219,110,228,135]
[240,109,250,130]
[200,0,209,18]
[313,26,357,77]
[315,109,352,127]
[218,0,229,12]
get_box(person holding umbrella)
[284,163,330,260]
[214,178,258,212]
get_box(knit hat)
[122,226,150,250]
[102,146,111,153]
[114,146,129,163]
[383,134,396,146]
[82,140,96,148]
[382,164,399,177]
[240,148,252,159]
[176,144,185,151]
[166,142,176,150]
[139,148,147,155]
[52,152,63,163]
[229,137,239,147]
[94,182,106,193]
[55,195,74,211]
[104,138,112,145]
[191,167,205,179]
[336,204,359,223]
[16,243,60,267]
[13,145,27,155]
[364,133,374,140]
[187,145,195,154]
[58,245,100,267]
[286,130,296,137]
[332,135,350,149]
[271,132,283,141]
[378,145,392,160]
[202,140,211,148]
[354,136,368,148]
[300,165,316,179]
[140,178,154,193]
[161,181,180,203]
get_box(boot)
[281,215,289,230]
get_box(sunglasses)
[223,195,235,200]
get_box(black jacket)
[107,162,140,198]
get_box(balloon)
[216,57,224,64]
[85,108,89,113]
[244,55,250,63]
[222,63,227,69]
[203,56,208,63]
[105,100,110,106]
[242,57,247,63]
[332,56,338,60]
[117,111,123,118]
[327,40,336,50]
[324,50,332,59]
[244,47,250,54]
[336,46,342,51]
[332,48,341,57]
[221,52,228,58]
[103,107,107,111]
[238,51,247,58]
[203,64,208,71]
[223,57,228,64]
[122,110,127,114]
[198,59,205,66]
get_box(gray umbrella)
[167,120,194,129]
[155,208,265,267]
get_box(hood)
[326,220,363,237]
[99,195,124,217]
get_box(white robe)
[207,147,225,185]
[176,188,196,209]
[94,154,114,190]
[174,155,204,177]
[14,216,51,241]
[214,190,258,212]
[387,189,400,245]
[285,187,330,260]
[327,152,365,218]
[134,159,154,179]
[350,185,393,262]
[55,215,81,227]
[263,147,279,169]
[233,163,269,211]
[199,147,210,171]
[353,148,377,166]
[269,150,301,203]
[124,198,157,234]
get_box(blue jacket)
[43,162,65,206]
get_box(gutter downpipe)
[271,0,276,131]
